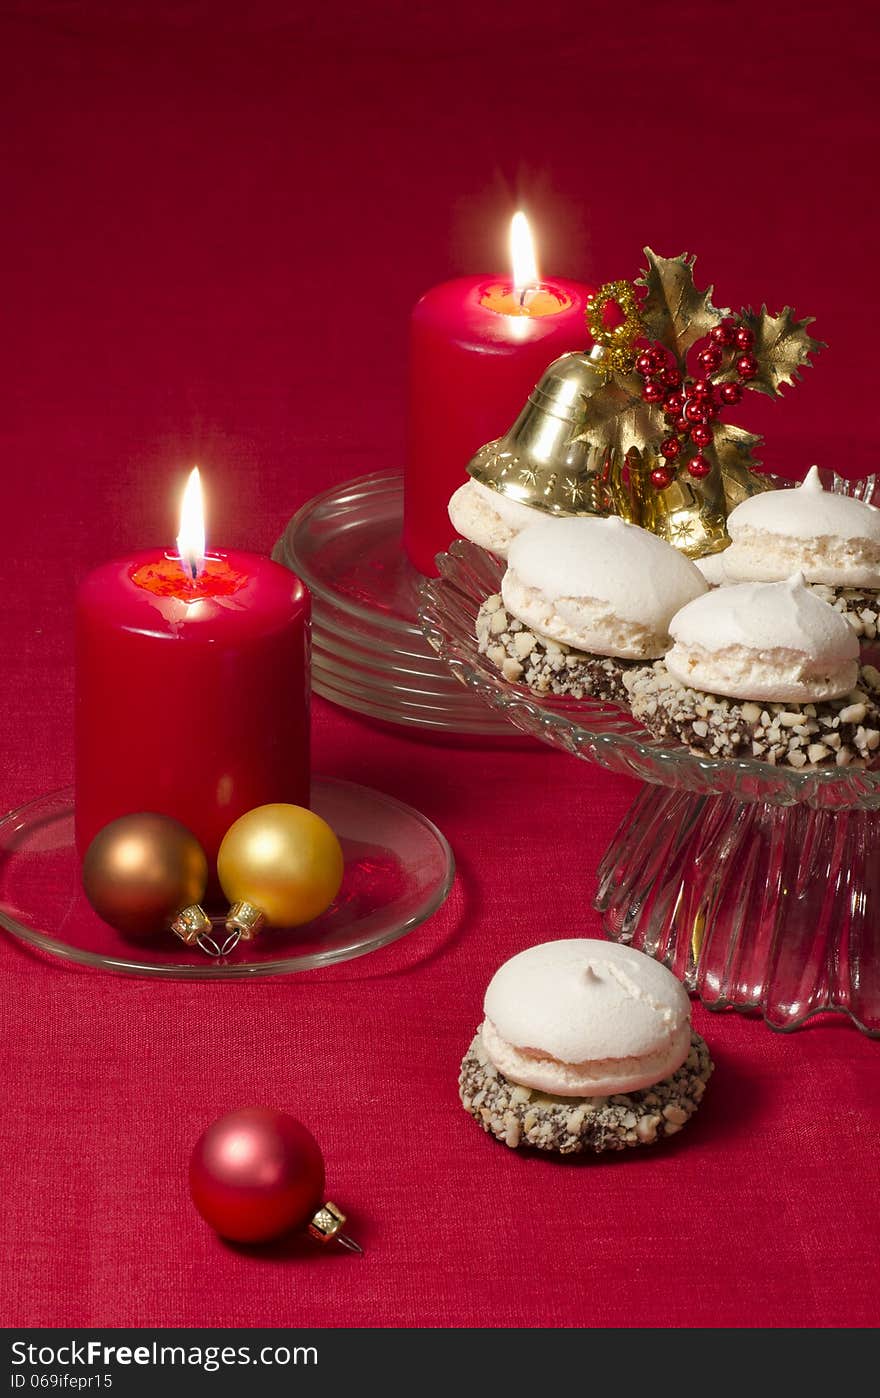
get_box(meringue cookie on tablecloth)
[482,939,692,1098]
[458,939,712,1155]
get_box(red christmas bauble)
[660,436,682,460]
[189,1107,326,1244]
[719,381,743,405]
[675,417,691,437]
[658,366,682,390]
[635,352,655,377]
[663,391,684,418]
[691,423,712,448]
[688,454,711,478]
[650,466,674,490]
[642,379,664,404]
[736,353,759,380]
[735,325,755,351]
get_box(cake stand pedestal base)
[595,784,880,1034]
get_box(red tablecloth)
[1,2,878,1330]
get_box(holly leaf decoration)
[712,422,774,511]
[570,371,664,455]
[637,249,730,370]
[713,421,763,475]
[730,305,825,398]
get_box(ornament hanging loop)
[335,1231,364,1255]
[194,930,223,957]
[172,907,244,959]
[218,928,242,956]
[192,927,243,958]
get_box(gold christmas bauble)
[82,813,208,938]
[217,804,344,928]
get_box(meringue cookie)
[501,516,707,659]
[481,939,691,1098]
[694,549,731,586]
[448,479,553,558]
[665,573,859,702]
[724,466,880,587]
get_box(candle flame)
[510,211,539,296]
[176,467,206,580]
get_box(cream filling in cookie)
[501,572,669,659]
[480,1017,692,1098]
[665,640,859,703]
[723,528,880,588]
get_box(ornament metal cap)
[170,904,212,945]
[172,905,242,958]
[225,900,267,940]
[466,347,636,521]
[308,1201,363,1254]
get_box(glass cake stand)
[272,471,513,735]
[0,778,454,979]
[420,539,880,1035]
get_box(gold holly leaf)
[732,305,826,398]
[637,249,730,370]
[570,371,664,455]
[713,421,763,474]
[712,422,775,511]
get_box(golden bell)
[466,348,637,521]
[630,446,729,558]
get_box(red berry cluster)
[636,318,757,490]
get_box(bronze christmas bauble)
[82,813,208,938]
[217,803,344,929]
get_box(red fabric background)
[1,2,879,1329]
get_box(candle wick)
[177,555,199,586]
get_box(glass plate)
[0,779,454,979]
[273,471,515,735]
[420,539,880,810]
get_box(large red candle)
[404,215,595,575]
[75,475,310,865]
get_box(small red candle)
[404,212,595,575]
[75,469,310,866]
